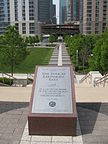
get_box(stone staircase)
[49,44,71,66]
[49,45,59,65]
[62,44,71,65]
[75,71,108,88]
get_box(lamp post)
[75,49,79,72]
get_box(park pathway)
[49,45,59,65]
[49,43,71,66]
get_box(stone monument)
[28,65,77,136]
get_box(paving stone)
[1,102,108,144]
[13,128,24,135]
[8,141,20,144]
[21,133,31,141]
[77,103,108,144]
[0,102,29,144]
[20,141,30,144]
[83,135,108,143]
[31,142,51,144]
[4,127,15,134]
[52,136,72,143]
[31,136,52,142]
[52,142,72,144]
[6,110,23,115]
[73,136,83,143]
[5,114,21,119]
[0,140,9,144]
[92,129,108,135]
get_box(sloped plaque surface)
[32,67,73,114]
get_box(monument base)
[28,114,77,136]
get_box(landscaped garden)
[0,26,53,74]
[0,48,53,73]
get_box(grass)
[0,48,53,73]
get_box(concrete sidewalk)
[0,102,108,144]
[0,87,31,102]
[75,84,108,102]
[0,86,108,103]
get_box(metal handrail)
[27,73,34,80]
[0,71,16,80]
[0,72,17,86]
[79,73,91,83]
[0,82,10,87]
[94,74,108,87]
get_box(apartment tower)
[0,0,56,36]
[81,0,108,34]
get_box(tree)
[25,36,29,44]
[89,38,102,71]
[64,35,70,44]
[100,28,108,73]
[80,45,89,71]
[35,35,39,43]
[25,35,39,44]
[28,36,33,44]
[0,26,27,76]
[49,35,56,43]
[40,35,43,42]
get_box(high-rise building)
[52,4,57,24]
[0,0,37,36]
[65,0,72,22]
[59,0,80,24]
[81,0,108,34]
[0,0,56,36]
[59,0,65,24]
[0,0,10,34]
[38,0,56,24]
[38,0,50,23]
[72,0,80,21]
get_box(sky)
[53,0,59,24]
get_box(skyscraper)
[65,0,72,22]
[72,0,80,21]
[0,0,37,36]
[38,0,56,24]
[81,0,108,34]
[59,0,80,24]
[0,0,56,36]
[0,0,10,34]
[59,0,65,24]
[38,0,50,23]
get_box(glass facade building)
[38,0,55,24]
[0,0,10,34]
[59,0,65,24]
[65,0,72,21]
[59,0,80,24]
[0,0,56,35]
[73,0,80,21]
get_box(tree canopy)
[49,34,56,43]
[25,35,39,44]
[66,28,108,74]
[0,25,27,75]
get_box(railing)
[0,72,16,86]
[27,73,34,80]
[0,72,35,87]
[94,74,108,87]
[0,82,10,87]
[0,71,16,80]
[79,73,91,84]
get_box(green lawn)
[0,48,53,73]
